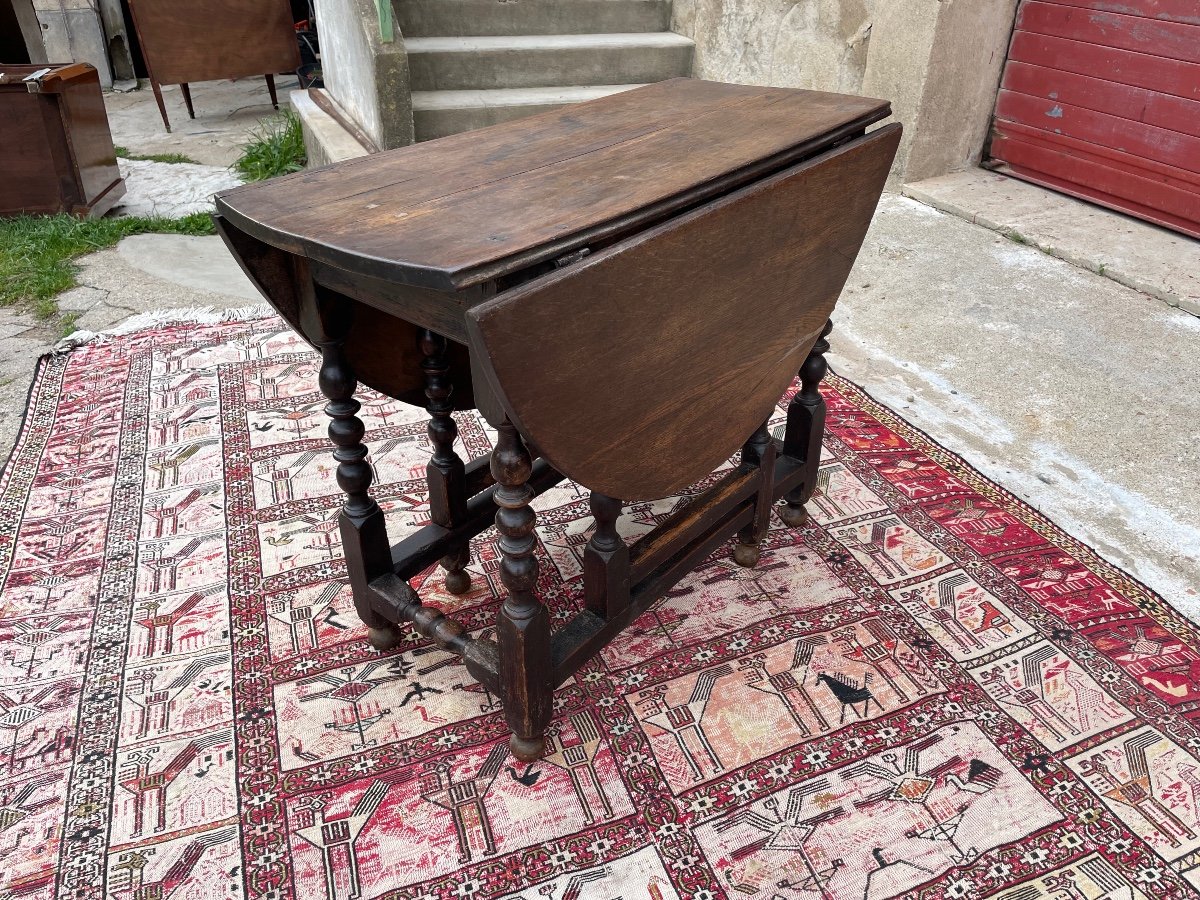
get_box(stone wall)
[672,0,1019,184]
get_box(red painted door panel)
[989,0,1200,239]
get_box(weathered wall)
[672,0,1018,184]
[10,0,48,63]
[317,0,414,149]
[672,0,874,94]
[32,0,113,87]
[901,0,1021,182]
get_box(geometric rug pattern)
[2,316,1198,899]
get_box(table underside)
[313,312,833,761]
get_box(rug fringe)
[53,304,275,354]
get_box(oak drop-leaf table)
[214,79,900,761]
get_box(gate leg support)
[734,419,777,568]
[492,420,552,761]
[584,492,630,620]
[315,301,402,651]
[780,319,832,528]
[420,329,471,594]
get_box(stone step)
[399,0,672,37]
[412,84,647,140]
[405,33,694,91]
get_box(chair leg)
[150,80,171,132]
[492,420,552,761]
[180,82,195,119]
[780,319,832,527]
[265,73,279,109]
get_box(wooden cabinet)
[0,63,125,218]
[127,0,301,131]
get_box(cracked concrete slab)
[112,158,244,219]
[54,286,110,312]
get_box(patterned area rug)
[4,315,1199,900]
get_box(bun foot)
[367,624,403,651]
[733,541,761,568]
[778,502,809,528]
[444,568,472,595]
[509,733,546,762]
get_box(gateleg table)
[214,78,900,760]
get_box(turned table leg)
[315,304,402,651]
[734,419,777,568]
[780,319,832,527]
[492,420,552,761]
[584,492,630,620]
[419,329,471,594]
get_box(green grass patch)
[0,211,215,319]
[114,145,200,165]
[58,312,81,338]
[233,110,306,181]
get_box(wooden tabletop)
[214,79,890,291]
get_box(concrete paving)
[112,158,244,219]
[103,76,301,167]
[905,168,1200,317]
[115,234,260,300]
[833,195,1200,616]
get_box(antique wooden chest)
[0,63,125,218]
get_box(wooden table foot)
[777,503,810,528]
[732,541,761,568]
[367,624,403,650]
[509,733,546,763]
[441,546,472,594]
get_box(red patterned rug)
[4,315,1199,900]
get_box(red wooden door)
[989,0,1200,238]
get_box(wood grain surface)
[465,124,901,501]
[214,79,890,291]
[127,0,300,86]
[1,64,123,217]
[214,216,476,407]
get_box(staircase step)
[412,84,647,140]
[405,33,694,91]
[399,0,672,37]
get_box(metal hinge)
[554,247,591,269]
